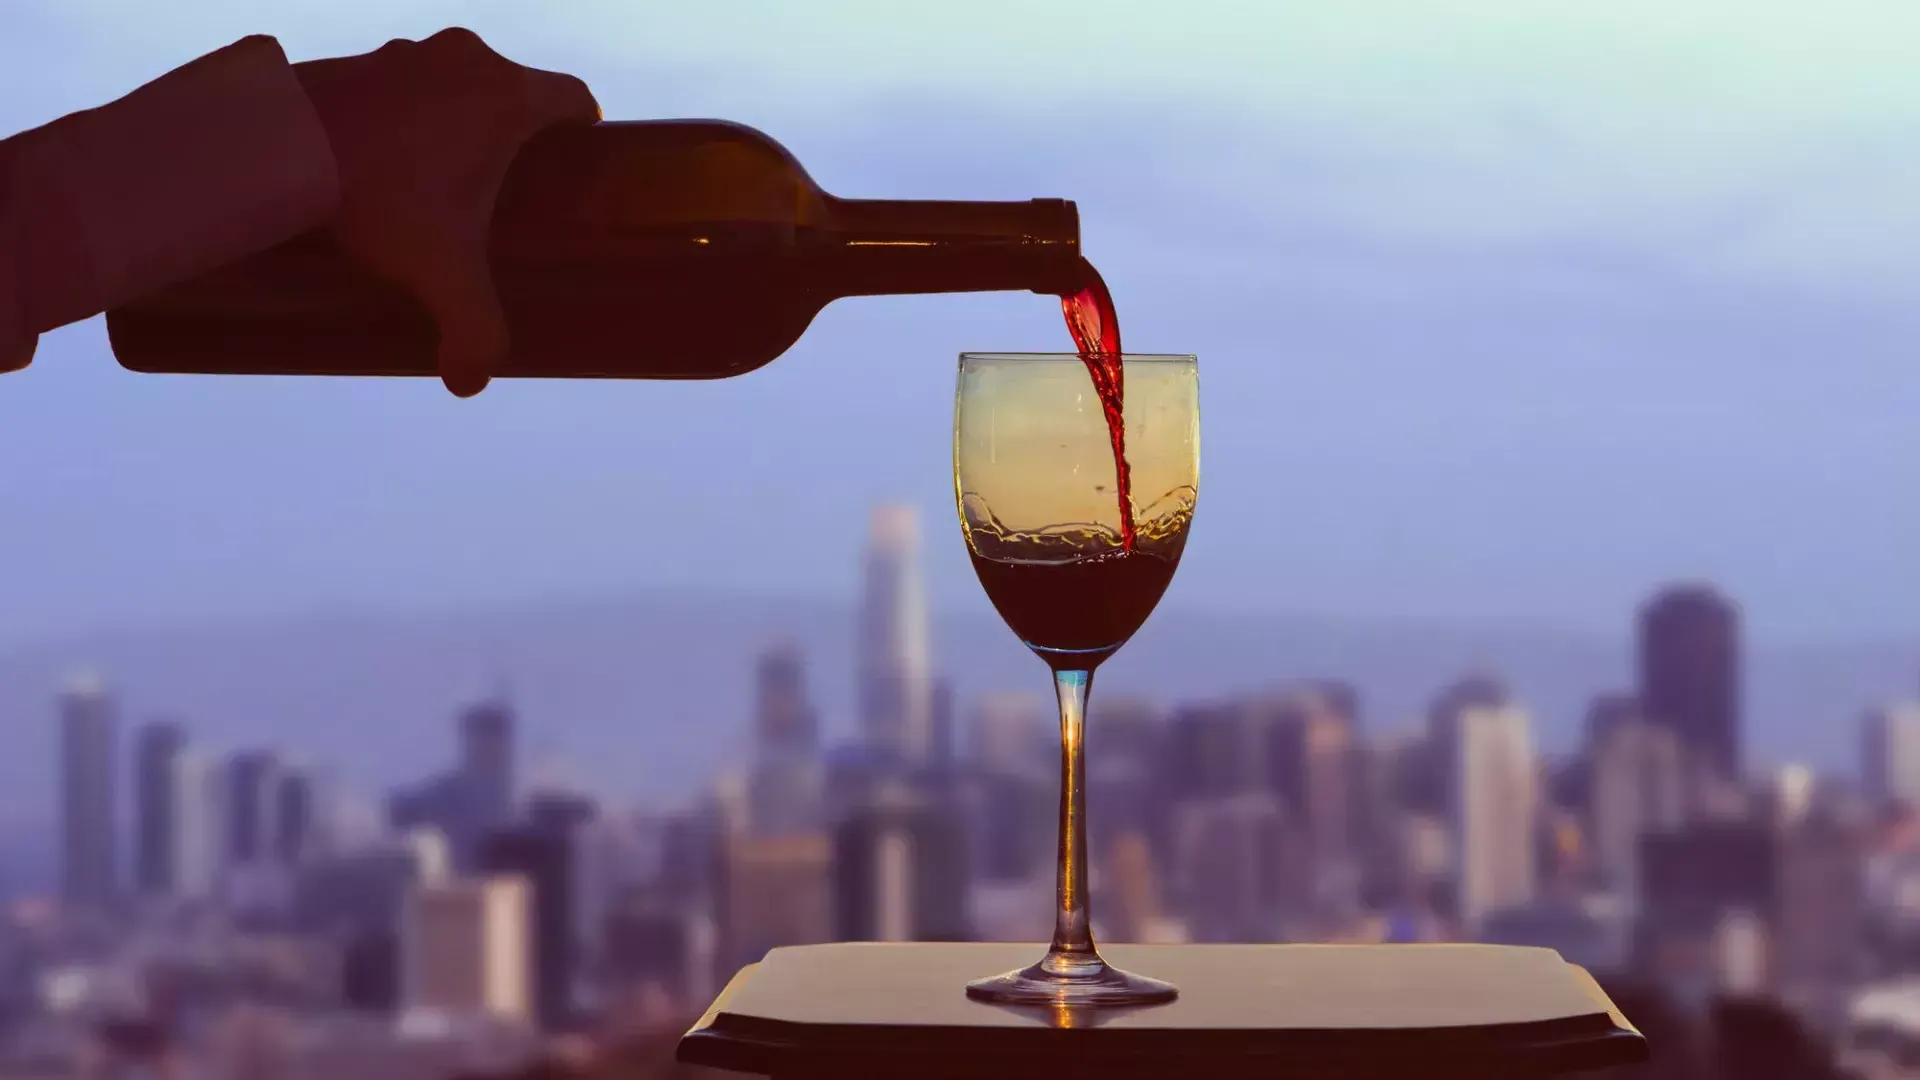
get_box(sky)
[1,1,1919,644]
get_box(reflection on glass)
[954,352,1199,1006]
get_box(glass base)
[965,949,1178,1007]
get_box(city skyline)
[17,529,1920,899]
[0,572,1917,833]
[5,501,1917,1078]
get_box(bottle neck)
[821,196,1083,298]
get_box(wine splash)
[1060,259,1134,550]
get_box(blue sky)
[2,1,1919,643]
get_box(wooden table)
[678,942,1647,1078]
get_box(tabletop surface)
[678,942,1648,1077]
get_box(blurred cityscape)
[1,502,1917,1080]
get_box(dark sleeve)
[0,34,341,370]
[0,137,30,373]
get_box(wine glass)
[954,351,1199,1006]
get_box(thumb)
[411,231,508,399]
[0,330,34,375]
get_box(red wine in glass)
[968,543,1182,671]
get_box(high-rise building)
[1092,695,1168,766]
[1259,687,1357,902]
[1864,702,1920,808]
[971,771,1052,885]
[170,751,221,899]
[527,790,603,960]
[1101,831,1163,943]
[971,693,1049,777]
[1392,810,1454,915]
[928,677,957,784]
[1088,696,1166,855]
[386,698,522,875]
[1637,585,1741,786]
[748,644,824,838]
[1164,702,1261,799]
[59,672,118,912]
[655,809,722,909]
[1775,812,1867,1027]
[274,769,315,865]
[399,877,533,1025]
[1312,681,1362,730]
[1450,699,1536,931]
[1772,764,1816,828]
[832,785,970,942]
[459,698,517,834]
[1347,737,1409,910]
[479,825,575,1029]
[1168,792,1296,942]
[404,827,454,884]
[603,900,702,1015]
[716,832,833,974]
[1636,820,1777,988]
[226,750,280,867]
[1584,696,1686,904]
[527,791,598,834]
[292,842,431,938]
[753,643,818,758]
[133,720,187,896]
[1426,674,1510,819]
[857,505,934,766]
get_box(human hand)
[295,28,599,397]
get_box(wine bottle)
[104,119,1083,380]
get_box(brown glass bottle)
[104,120,1083,380]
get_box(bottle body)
[104,120,1082,380]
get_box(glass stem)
[1047,669,1099,969]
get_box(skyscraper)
[969,696,1055,887]
[858,505,934,766]
[1449,698,1536,931]
[1584,696,1686,904]
[971,693,1049,777]
[170,751,221,899]
[1163,702,1261,799]
[459,698,516,829]
[1636,820,1777,986]
[753,642,817,757]
[226,750,280,866]
[1863,702,1920,808]
[1637,585,1741,786]
[399,877,533,1025]
[748,643,824,838]
[928,677,957,784]
[716,833,833,974]
[59,672,118,912]
[1168,792,1296,942]
[1088,696,1169,854]
[1425,674,1510,819]
[274,769,315,865]
[415,697,521,873]
[1259,687,1356,889]
[832,784,970,942]
[479,825,574,1029]
[134,719,187,896]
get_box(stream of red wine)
[1060,259,1135,550]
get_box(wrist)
[6,121,101,334]
[0,135,38,368]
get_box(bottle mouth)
[1029,198,1081,250]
